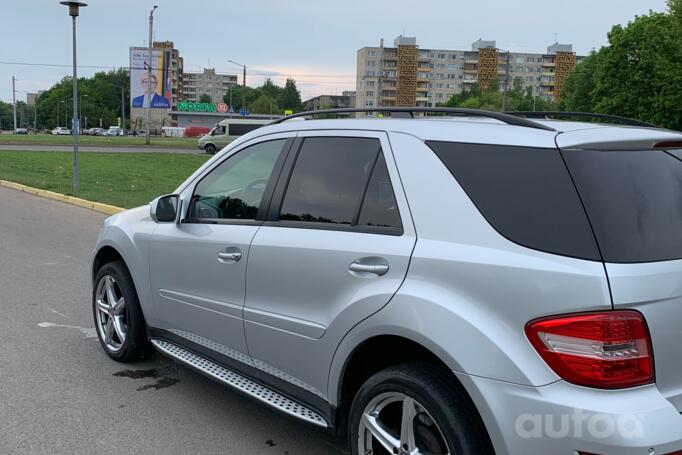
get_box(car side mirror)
[150,194,179,223]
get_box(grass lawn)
[0,151,210,208]
[0,133,198,149]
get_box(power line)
[0,60,356,78]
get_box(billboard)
[129,47,172,109]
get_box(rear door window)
[563,149,682,263]
[277,137,402,232]
[426,141,601,260]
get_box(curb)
[0,180,124,215]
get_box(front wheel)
[349,363,493,455]
[204,143,217,154]
[92,261,149,362]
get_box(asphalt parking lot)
[0,186,347,455]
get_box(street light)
[228,60,246,111]
[146,5,158,145]
[59,0,87,193]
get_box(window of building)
[366,91,375,97]
[448,64,456,71]
[365,80,375,87]
[367,71,376,77]
[364,100,374,107]
[367,60,376,67]
[437,53,446,59]
[367,50,376,57]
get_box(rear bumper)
[456,372,682,455]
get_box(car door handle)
[217,247,242,263]
[349,260,389,277]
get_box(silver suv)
[92,109,682,455]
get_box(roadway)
[0,186,346,455]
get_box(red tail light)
[525,310,654,389]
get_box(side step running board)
[150,339,328,428]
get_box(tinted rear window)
[563,149,682,263]
[279,137,380,224]
[426,141,601,261]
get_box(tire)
[205,143,217,155]
[348,363,494,455]
[92,260,149,362]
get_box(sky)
[0,0,669,103]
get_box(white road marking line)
[37,322,97,338]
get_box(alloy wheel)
[94,275,127,352]
[358,391,451,455]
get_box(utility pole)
[146,5,158,145]
[228,60,246,110]
[121,86,124,130]
[12,76,17,131]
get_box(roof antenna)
[553,32,558,44]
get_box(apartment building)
[356,36,582,109]
[303,91,356,111]
[153,41,184,108]
[182,68,238,104]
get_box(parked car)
[91,128,106,136]
[105,126,124,137]
[14,128,28,135]
[92,108,682,455]
[51,127,71,135]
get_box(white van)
[197,118,271,154]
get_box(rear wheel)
[204,143,217,154]
[92,261,148,362]
[349,363,493,455]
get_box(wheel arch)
[331,331,493,448]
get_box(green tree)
[249,94,277,114]
[561,1,682,128]
[439,78,557,112]
[560,52,601,112]
[199,93,212,104]
[279,79,304,112]
[36,68,130,129]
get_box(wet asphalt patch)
[113,364,181,391]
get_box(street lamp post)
[146,5,158,145]
[228,60,246,111]
[60,1,87,194]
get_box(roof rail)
[507,111,661,129]
[268,107,556,131]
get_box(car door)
[149,133,294,367]
[243,131,416,400]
